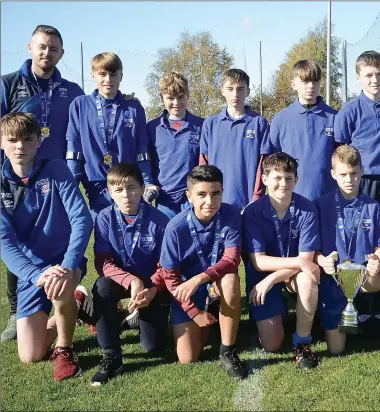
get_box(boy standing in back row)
[66,52,157,219]
[334,50,380,202]
[200,69,270,210]
[147,71,204,219]
[268,60,338,201]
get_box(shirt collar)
[262,194,295,223]
[359,91,379,108]
[91,89,123,106]
[293,95,325,114]
[219,105,255,122]
[20,59,62,86]
[2,156,42,184]
[189,206,218,232]
[159,109,190,130]
[336,189,364,209]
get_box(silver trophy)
[334,262,367,334]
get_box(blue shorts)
[317,274,376,331]
[16,258,87,320]
[171,283,208,325]
[157,199,190,220]
[246,262,287,322]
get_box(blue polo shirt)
[268,96,337,200]
[147,110,204,205]
[1,59,84,161]
[66,89,153,206]
[94,201,169,281]
[314,190,380,266]
[334,92,380,176]
[160,203,242,279]
[1,157,93,285]
[242,193,320,273]
[200,107,270,210]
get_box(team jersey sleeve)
[160,225,181,270]
[242,205,267,254]
[1,206,42,285]
[259,116,271,155]
[200,118,210,156]
[54,162,93,270]
[66,98,84,182]
[1,78,9,116]
[135,104,154,186]
[334,107,354,144]
[268,116,281,153]
[146,120,159,185]
[298,206,321,253]
[224,210,242,248]
[94,213,113,253]
[374,205,380,249]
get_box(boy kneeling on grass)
[242,153,320,370]
[314,145,380,354]
[76,162,170,386]
[159,165,247,380]
[1,113,93,381]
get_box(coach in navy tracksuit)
[1,25,84,341]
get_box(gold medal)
[103,153,112,165]
[41,126,50,138]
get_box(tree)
[145,31,234,120]
[249,18,343,121]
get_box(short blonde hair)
[293,60,321,82]
[159,71,189,97]
[1,112,41,142]
[91,52,123,73]
[332,145,362,169]
[356,50,380,74]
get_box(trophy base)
[338,324,359,335]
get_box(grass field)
[2,231,380,411]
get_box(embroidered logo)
[362,218,372,229]
[35,179,50,195]
[17,90,28,98]
[291,229,299,238]
[189,132,200,144]
[245,129,255,139]
[323,127,334,137]
[59,87,68,98]
[141,235,153,247]
[124,117,134,128]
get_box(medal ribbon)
[335,190,364,262]
[32,72,53,129]
[95,93,118,156]
[114,201,144,269]
[270,197,295,258]
[187,211,221,272]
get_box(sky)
[1,1,380,107]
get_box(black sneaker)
[293,343,318,369]
[219,349,247,380]
[91,354,124,386]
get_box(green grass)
[2,232,380,410]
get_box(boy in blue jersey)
[314,146,380,354]
[87,162,170,386]
[161,165,247,380]
[147,71,204,219]
[1,24,84,342]
[66,52,157,220]
[1,113,93,381]
[268,60,338,201]
[242,153,320,369]
[200,69,270,210]
[334,51,380,203]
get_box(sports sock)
[292,332,312,347]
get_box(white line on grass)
[233,348,268,411]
